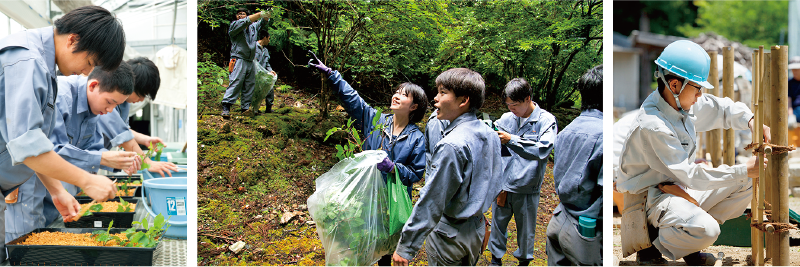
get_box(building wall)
[613,51,641,112]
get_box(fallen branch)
[283,50,308,67]
[199,233,237,242]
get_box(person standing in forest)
[221,7,270,117]
[308,55,428,266]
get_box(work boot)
[636,246,667,265]
[265,105,273,113]
[517,258,531,266]
[221,103,231,117]
[682,251,715,266]
[489,255,502,266]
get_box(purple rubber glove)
[377,157,395,173]
[308,51,332,75]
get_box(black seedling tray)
[6,228,162,266]
[65,198,140,229]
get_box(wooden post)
[770,45,789,266]
[751,49,764,266]
[708,51,722,167]
[723,47,736,165]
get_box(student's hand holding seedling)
[81,174,118,202]
[101,151,140,171]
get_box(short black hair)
[435,68,485,112]
[396,82,428,123]
[127,57,160,99]
[656,71,685,93]
[578,64,603,111]
[237,7,248,15]
[89,61,134,95]
[502,78,531,103]
[54,5,125,71]
[258,28,270,40]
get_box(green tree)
[678,0,789,48]
[438,0,602,110]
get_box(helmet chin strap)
[655,67,690,111]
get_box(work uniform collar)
[443,111,478,136]
[383,114,415,141]
[580,108,603,119]
[651,90,691,125]
[76,77,91,116]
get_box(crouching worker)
[391,68,502,266]
[308,55,428,266]
[616,40,768,266]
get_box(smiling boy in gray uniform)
[393,68,502,266]
[489,78,557,266]
[221,7,271,116]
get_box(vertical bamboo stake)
[757,48,765,266]
[708,51,722,167]
[723,47,736,165]
[763,50,774,261]
[751,49,763,266]
[770,45,789,266]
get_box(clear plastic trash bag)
[307,150,399,266]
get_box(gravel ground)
[613,193,800,266]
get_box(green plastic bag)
[387,166,412,235]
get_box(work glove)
[308,51,332,76]
[376,157,395,173]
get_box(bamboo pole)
[723,47,736,165]
[708,51,722,167]
[770,45,789,266]
[763,50,775,261]
[751,49,763,266]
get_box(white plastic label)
[94,221,102,227]
[166,197,186,216]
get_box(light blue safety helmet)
[654,40,713,110]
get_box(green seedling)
[117,198,133,212]
[90,214,171,248]
[91,221,123,246]
[324,107,385,161]
[82,203,103,217]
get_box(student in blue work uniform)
[96,57,179,177]
[546,65,603,266]
[392,68,503,266]
[309,57,428,266]
[6,62,139,242]
[0,5,124,258]
[489,78,558,266]
[221,7,271,117]
[254,28,276,114]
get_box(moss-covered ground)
[197,84,563,266]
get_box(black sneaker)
[683,251,715,266]
[490,255,502,266]
[517,258,531,266]
[221,103,231,117]
[265,105,273,113]
[636,246,668,265]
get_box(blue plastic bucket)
[143,178,187,239]
[140,165,188,180]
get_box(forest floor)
[196,81,569,266]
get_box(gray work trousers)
[222,58,256,110]
[423,215,486,266]
[1,194,5,261]
[489,191,539,260]
[546,205,602,266]
[648,181,752,260]
[4,176,46,242]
